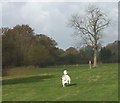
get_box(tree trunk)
[93,47,97,68]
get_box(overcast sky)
[1,1,118,50]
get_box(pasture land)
[2,63,118,101]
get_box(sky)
[1,0,118,50]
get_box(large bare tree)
[68,5,110,68]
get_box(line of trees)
[2,25,60,68]
[2,24,119,69]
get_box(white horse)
[62,70,71,87]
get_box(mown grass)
[2,63,118,101]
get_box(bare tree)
[68,5,110,68]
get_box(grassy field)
[2,63,118,101]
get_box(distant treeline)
[2,24,119,69]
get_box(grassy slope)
[2,63,118,101]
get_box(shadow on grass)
[67,83,77,87]
[3,75,54,85]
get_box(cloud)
[2,2,118,50]
[0,0,119,2]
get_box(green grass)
[2,63,118,101]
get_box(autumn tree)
[35,34,58,65]
[26,43,50,67]
[68,5,110,67]
[2,25,34,67]
[64,47,79,64]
